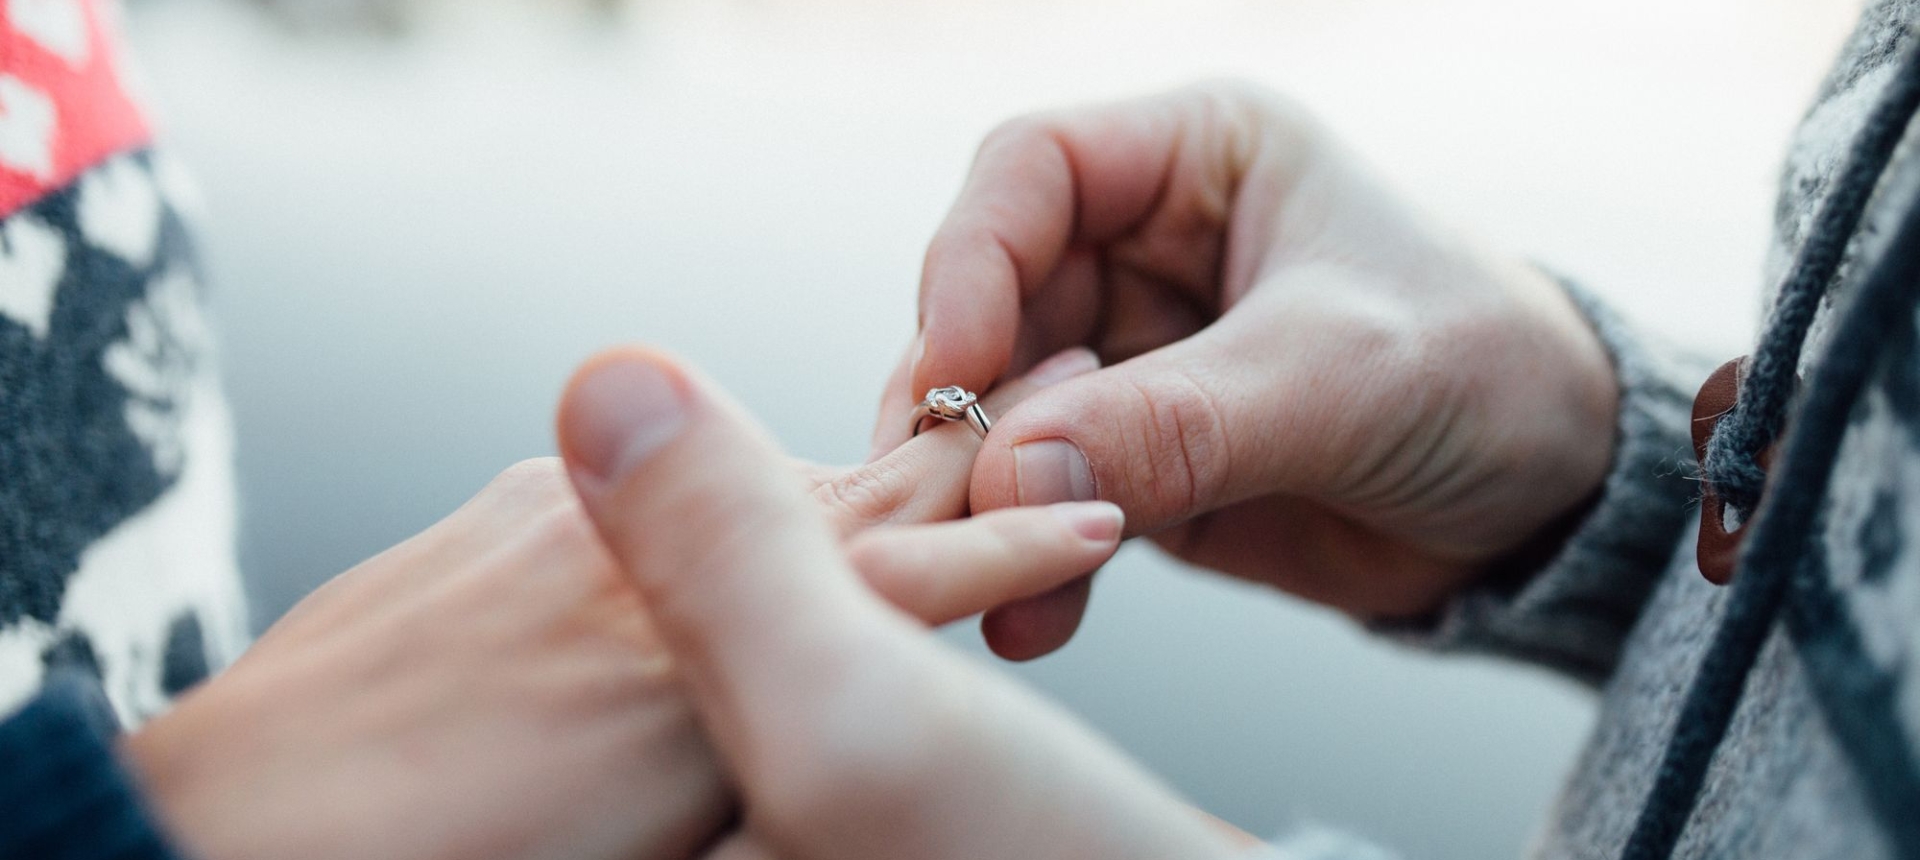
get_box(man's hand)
[870,83,1621,658]
[559,348,1244,860]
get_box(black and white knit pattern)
[0,149,245,726]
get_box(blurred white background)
[125,0,1857,857]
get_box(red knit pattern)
[0,0,151,218]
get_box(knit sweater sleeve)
[1375,279,1713,686]
[0,674,187,860]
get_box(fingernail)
[1024,347,1100,387]
[1053,501,1123,543]
[1014,438,1097,505]
[567,356,689,480]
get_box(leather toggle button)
[1691,357,1777,585]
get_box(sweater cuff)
[0,673,188,860]
[1377,278,1712,686]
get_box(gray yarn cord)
[1623,41,1920,860]
[1702,43,1920,512]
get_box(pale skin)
[577,82,1622,859]
[126,78,1623,859]
[869,82,1621,659]
[556,348,1249,860]
[122,351,1134,860]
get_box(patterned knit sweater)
[0,0,245,726]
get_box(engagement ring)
[911,386,993,439]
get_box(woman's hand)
[559,348,1244,860]
[123,459,727,860]
[122,349,1114,860]
[870,82,1621,657]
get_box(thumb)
[557,351,1241,860]
[555,347,885,762]
[966,330,1268,661]
[970,324,1286,535]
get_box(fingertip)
[1050,500,1124,546]
[981,576,1093,661]
[556,346,696,490]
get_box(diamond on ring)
[924,386,977,418]
[910,386,992,439]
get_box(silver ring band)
[910,386,993,439]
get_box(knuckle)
[1120,368,1233,516]
[811,460,910,529]
[458,457,582,536]
[484,457,572,505]
[1178,79,1322,185]
[1183,78,1265,129]
[531,497,599,549]
[513,495,608,581]
[977,112,1057,158]
[1188,78,1301,125]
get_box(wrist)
[120,698,219,860]
[1376,260,1620,619]
[120,680,282,860]
[1473,261,1622,565]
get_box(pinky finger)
[848,502,1125,626]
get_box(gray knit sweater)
[1273,2,1920,858]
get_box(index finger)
[883,93,1203,449]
